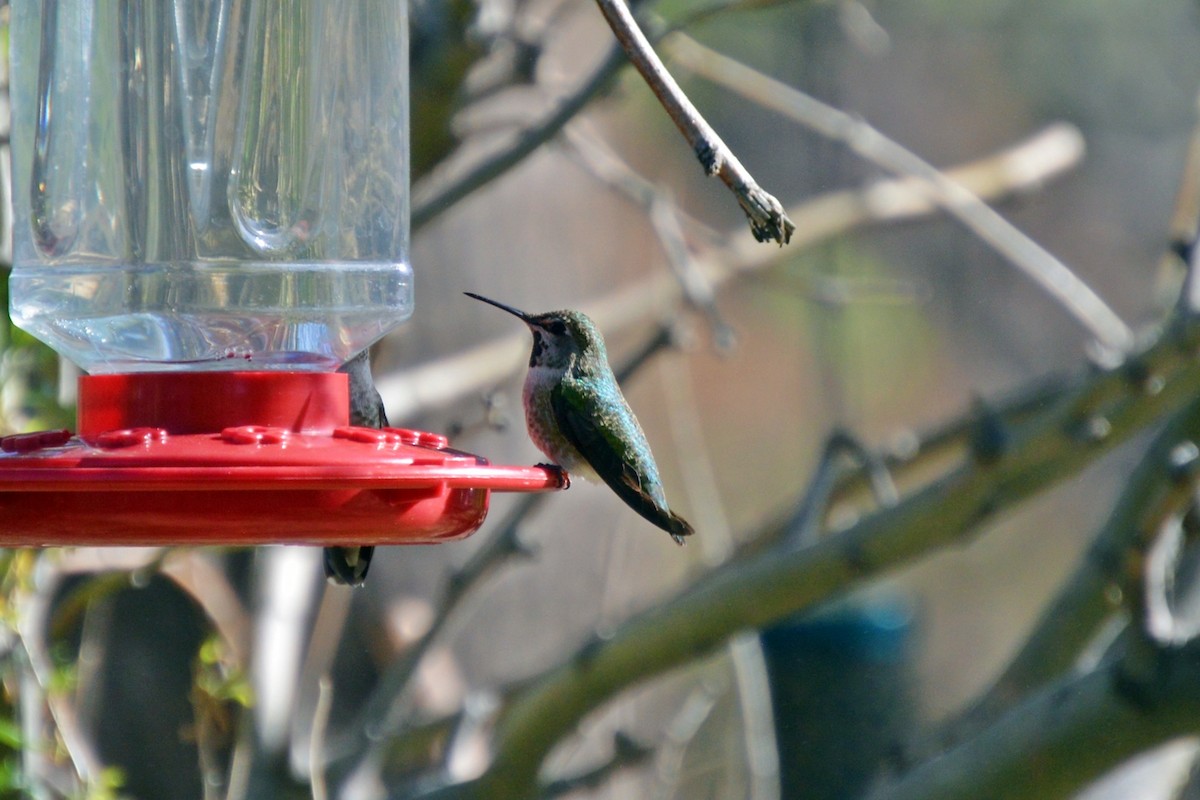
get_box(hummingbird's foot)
[324,545,375,586]
[537,463,571,489]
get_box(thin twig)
[539,732,654,798]
[649,680,725,800]
[363,495,542,741]
[413,44,626,231]
[665,33,1132,354]
[562,123,736,349]
[310,677,333,800]
[1172,95,1200,313]
[650,197,738,351]
[159,552,251,666]
[16,556,104,790]
[17,647,51,800]
[657,357,780,799]
[594,0,794,245]
[613,322,681,386]
[1167,97,1200,262]
[778,429,899,550]
[291,583,352,777]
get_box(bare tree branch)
[410,0,819,232]
[783,429,899,549]
[919,394,1200,757]
[665,33,1132,354]
[828,374,1071,512]
[593,0,794,245]
[1170,97,1200,316]
[310,677,333,800]
[15,556,104,793]
[891,430,1200,798]
[413,44,625,231]
[873,642,1200,800]
[1166,98,1200,263]
[383,125,1085,421]
[561,123,735,349]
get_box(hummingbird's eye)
[547,321,567,336]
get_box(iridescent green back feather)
[550,369,693,543]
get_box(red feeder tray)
[0,372,564,546]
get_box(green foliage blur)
[0,265,72,435]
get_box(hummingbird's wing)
[550,377,693,543]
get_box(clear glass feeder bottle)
[8,0,412,373]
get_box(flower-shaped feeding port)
[0,372,564,545]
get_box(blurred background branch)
[381,124,1085,421]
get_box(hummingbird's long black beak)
[464,292,533,323]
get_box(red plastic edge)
[0,371,567,546]
[78,372,349,435]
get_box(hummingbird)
[465,292,694,544]
[323,348,386,586]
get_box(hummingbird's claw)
[324,545,375,586]
[536,463,570,489]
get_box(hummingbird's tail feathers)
[324,545,375,586]
[610,470,695,546]
[667,512,694,545]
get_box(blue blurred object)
[760,592,916,800]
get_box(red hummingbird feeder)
[0,372,562,546]
[0,1,562,547]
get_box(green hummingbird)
[465,292,694,544]
[323,348,386,586]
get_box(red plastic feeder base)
[0,372,563,546]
